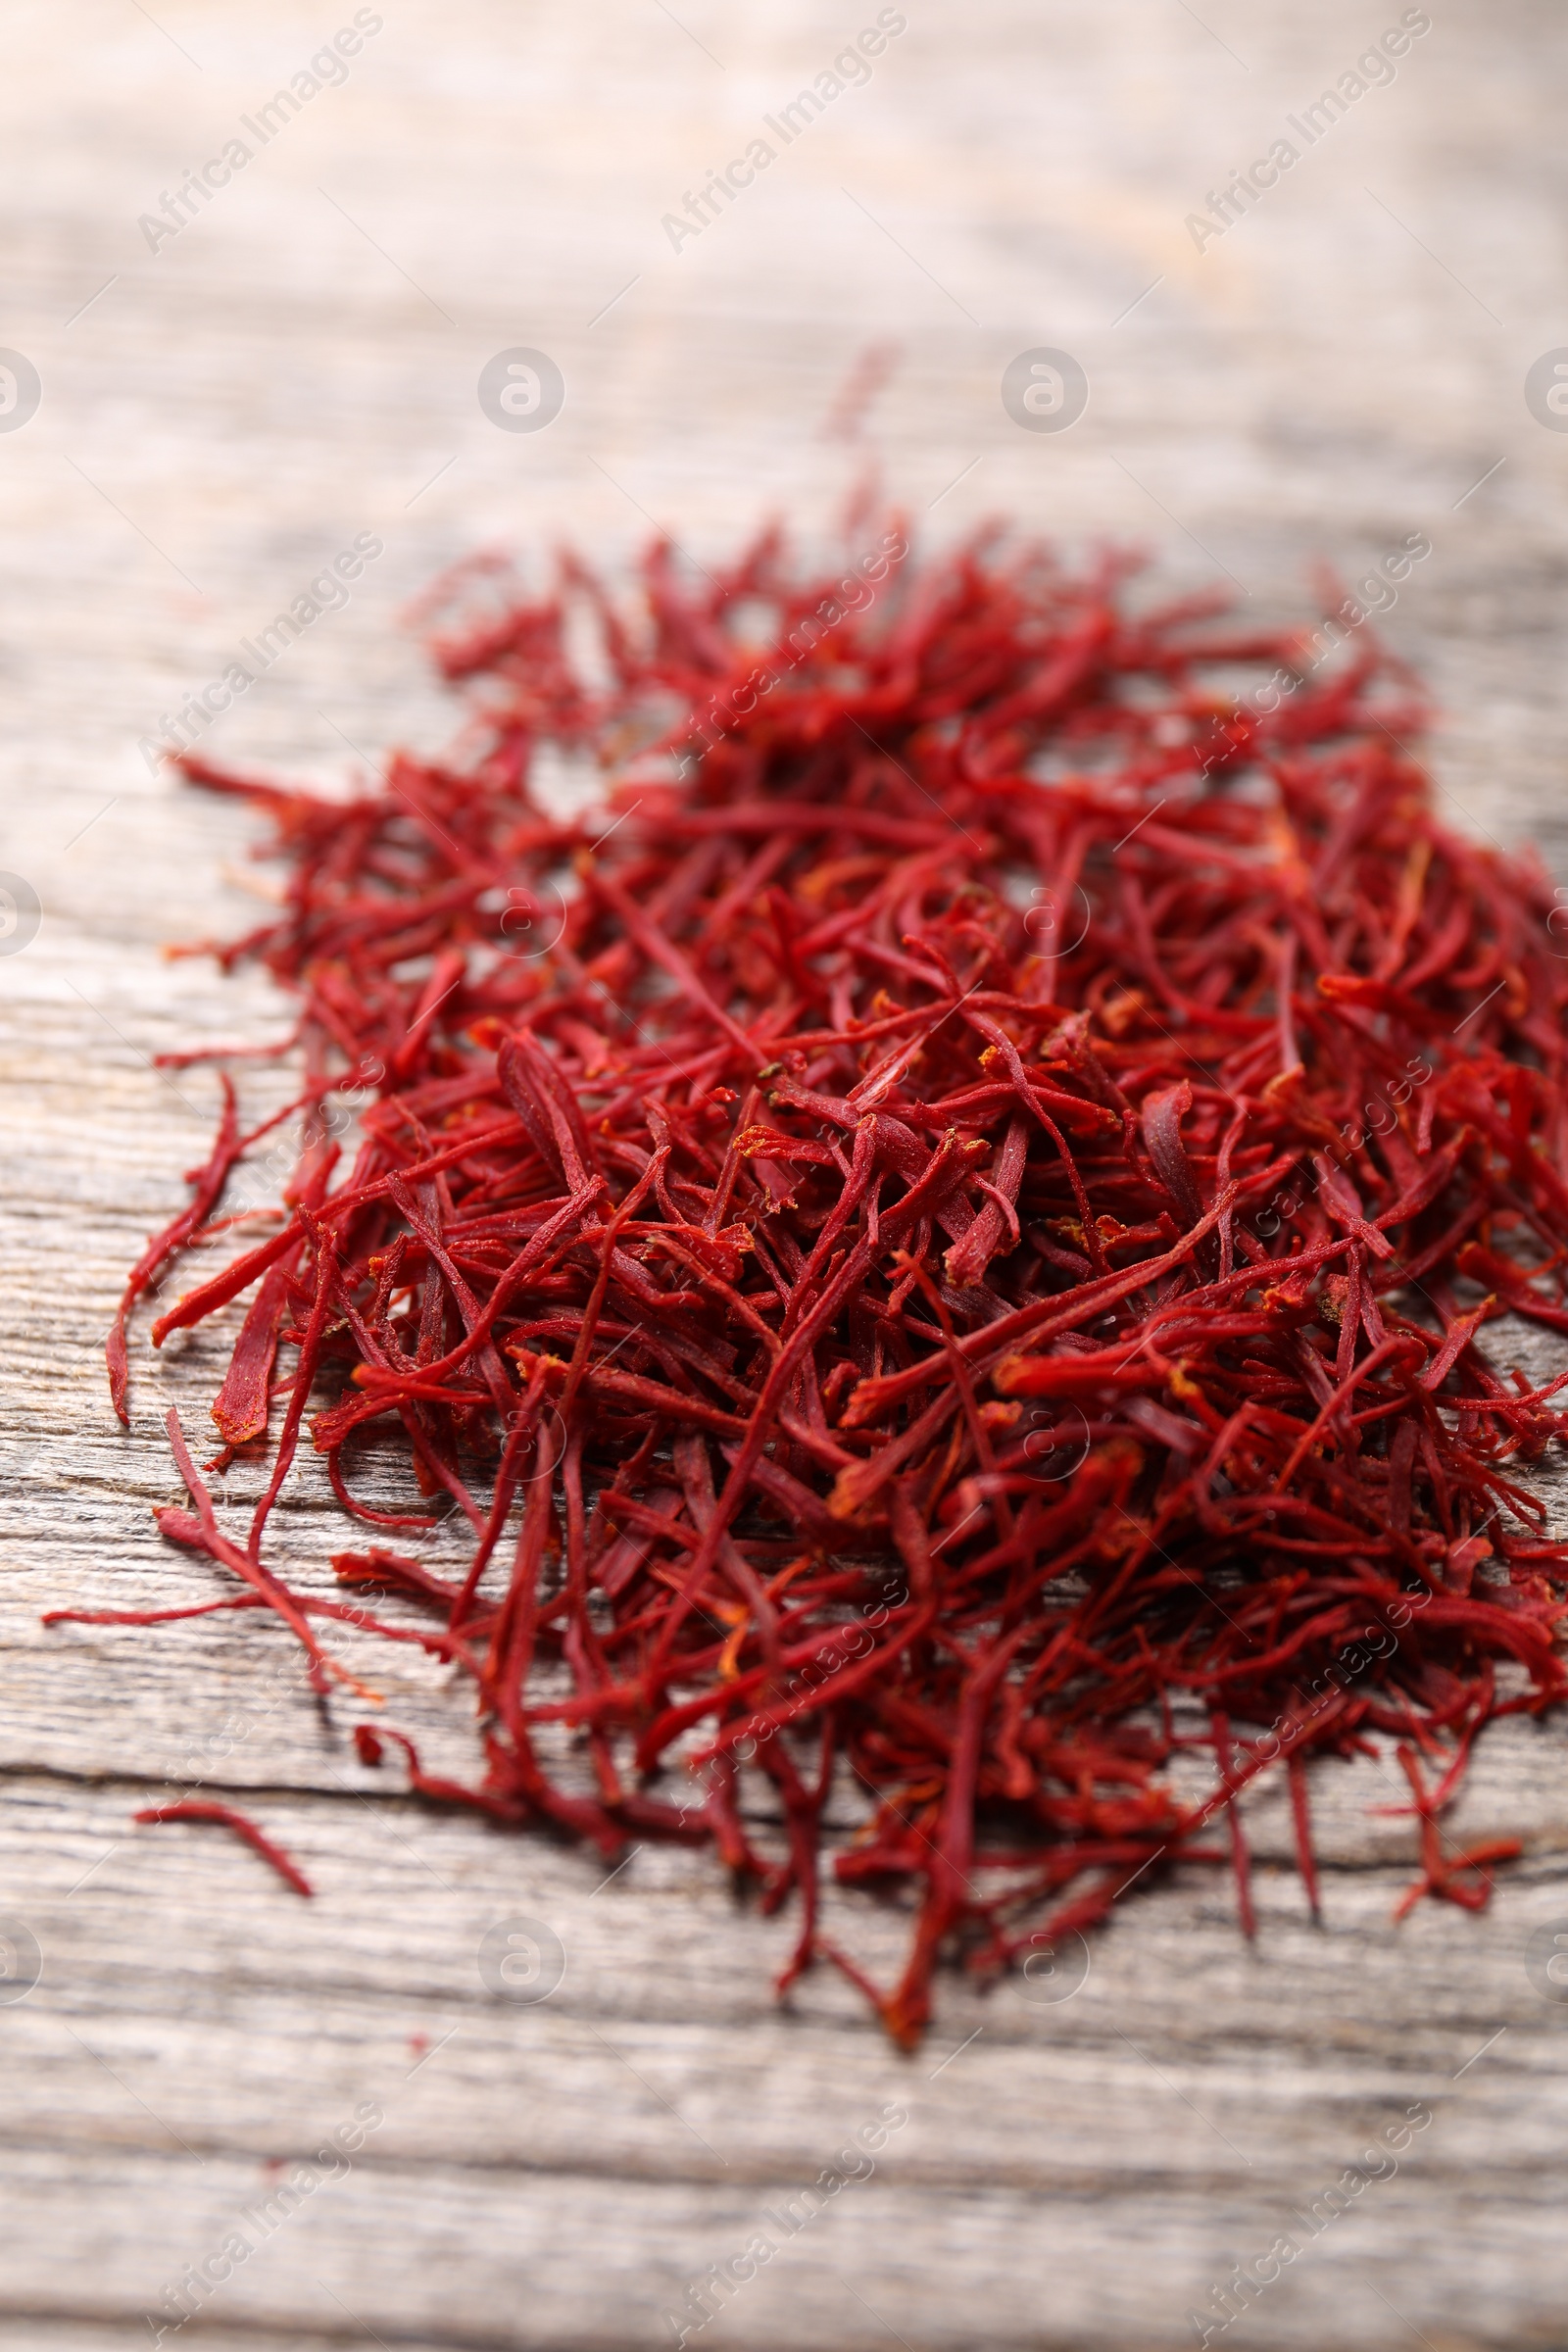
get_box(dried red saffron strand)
[75,520,1568,2045]
[133,1801,315,1897]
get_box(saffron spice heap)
[76,523,1568,2042]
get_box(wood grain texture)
[6,3,1568,2346]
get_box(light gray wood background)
[6,4,1568,2346]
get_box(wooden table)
[5,3,1568,2345]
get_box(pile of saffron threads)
[69,521,1568,2046]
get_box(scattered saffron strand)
[133,1802,315,1898]
[106,1075,240,1425]
[1287,1751,1323,1926]
[1211,1709,1256,1941]
[72,516,1568,2042]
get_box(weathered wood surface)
[6,3,1568,2346]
